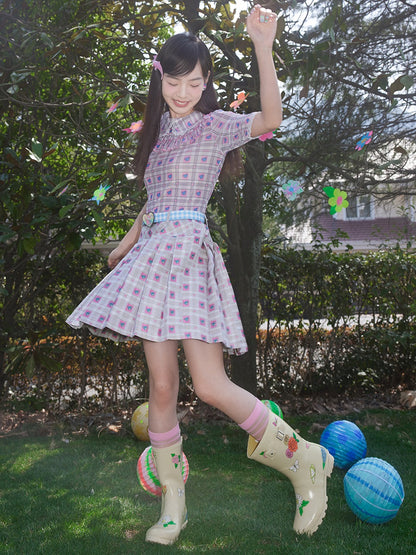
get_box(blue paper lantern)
[320,420,367,469]
[344,457,405,524]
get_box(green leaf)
[59,204,73,218]
[22,237,37,254]
[31,139,43,159]
[400,75,414,90]
[92,208,104,228]
[323,186,335,198]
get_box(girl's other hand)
[246,4,278,48]
[108,246,126,269]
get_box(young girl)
[67,5,333,546]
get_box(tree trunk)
[221,140,267,394]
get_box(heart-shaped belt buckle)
[143,212,155,227]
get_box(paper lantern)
[344,457,404,524]
[320,420,367,469]
[137,446,189,497]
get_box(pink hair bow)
[152,55,163,79]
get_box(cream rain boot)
[145,440,188,545]
[247,410,334,535]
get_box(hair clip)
[152,55,164,79]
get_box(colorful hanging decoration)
[355,130,373,151]
[106,101,119,114]
[123,120,144,134]
[259,130,275,142]
[57,185,68,197]
[91,184,110,205]
[230,91,248,110]
[152,55,164,79]
[279,180,303,201]
[323,186,349,215]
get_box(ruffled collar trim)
[154,110,210,152]
[159,110,205,136]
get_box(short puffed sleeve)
[204,109,259,153]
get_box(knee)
[149,373,179,405]
[193,375,229,408]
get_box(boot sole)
[294,450,334,536]
[145,519,188,546]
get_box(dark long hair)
[133,33,241,186]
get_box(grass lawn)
[0,408,415,554]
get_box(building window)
[345,194,373,220]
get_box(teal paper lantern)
[320,420,367,469]
[344,457,404,524]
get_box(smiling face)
[162,62,206,119]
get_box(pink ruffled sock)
[148,423,181,448]
[239,399,269,441]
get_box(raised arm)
[108,202,147,269]
[247,4,283,137]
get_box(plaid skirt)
[66,219,248,356]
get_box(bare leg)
[182,339,257,424]
[143,339,180,432]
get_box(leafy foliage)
[258,241,416,394]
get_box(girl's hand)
[246,4,278,49]
[108,246,127,269]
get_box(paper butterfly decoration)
[91,184,110,205]
[259,130,275,141]
[279,180,303,201]
[355,130,373,151]
[230,91,248,109]
[106,101,119,114]
[323,186,349,215]
[123,120,143,133]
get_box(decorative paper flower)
[91,184,110,205]
[323,186,349,215]
[279,180,303,201]
[355,130,373,151]
[230,91,248,109]
[259,130,274,141]
[123,120,143,133]
[106,101,119,114]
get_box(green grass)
[0,409,415,554]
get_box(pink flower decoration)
[123,120,143,133]
[259,131,274,141]
[286,449,294,459]
[152,55,164,78]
